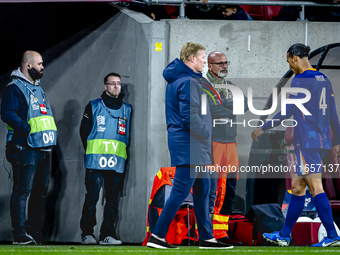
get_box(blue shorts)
[295,149,327,176]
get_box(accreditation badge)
[118,117,126,136]
[40,104,47,114]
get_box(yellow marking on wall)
[155,43,162,52]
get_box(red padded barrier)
[240,5,266,20]
[264,6,282,20]
[241,0,282,21]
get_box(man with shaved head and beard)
[1,51,57,245]
[205,51,248,246]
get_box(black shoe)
[199,240,233,249]
[30,232,47,245]
[13,234,36,245]
[218,237,243,246]
[146,235,178,249]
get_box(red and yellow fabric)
[212,214,230,239]
[163,207,196,244]
[211,142,240,239]
[142,167,197,245]
[142,167,175,246]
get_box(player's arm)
[251,96,296,142]
[252,79,302,142]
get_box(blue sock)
[280,194,305,238]
[313,193,337,239]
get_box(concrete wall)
[0,5,339,243]
[43,9,154,243]
[0,6,169,243]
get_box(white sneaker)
[81,235,97,245]
[99,236,122,245]
[13,234,36,245]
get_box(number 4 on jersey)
[319,87,327,115]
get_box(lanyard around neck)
[100,98,125,119]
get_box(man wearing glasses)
[79,73,132,245]
[205,51,248,246]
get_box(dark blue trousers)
[152,165,214,241]
[7,144,51,239]
[80,169,124,240]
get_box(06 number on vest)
[99,157,117,168]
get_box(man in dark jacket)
[146,43,233,249]
[205,51,248,246]
[1,51,57,245]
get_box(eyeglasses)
[210,61,230,67]
[106,82,121,86]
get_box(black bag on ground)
[247,203,285,246]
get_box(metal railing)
[138,0,340,20]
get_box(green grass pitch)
[1,245,340,255]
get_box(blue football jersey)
[262,68,340,149]
[290,69,334,149]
